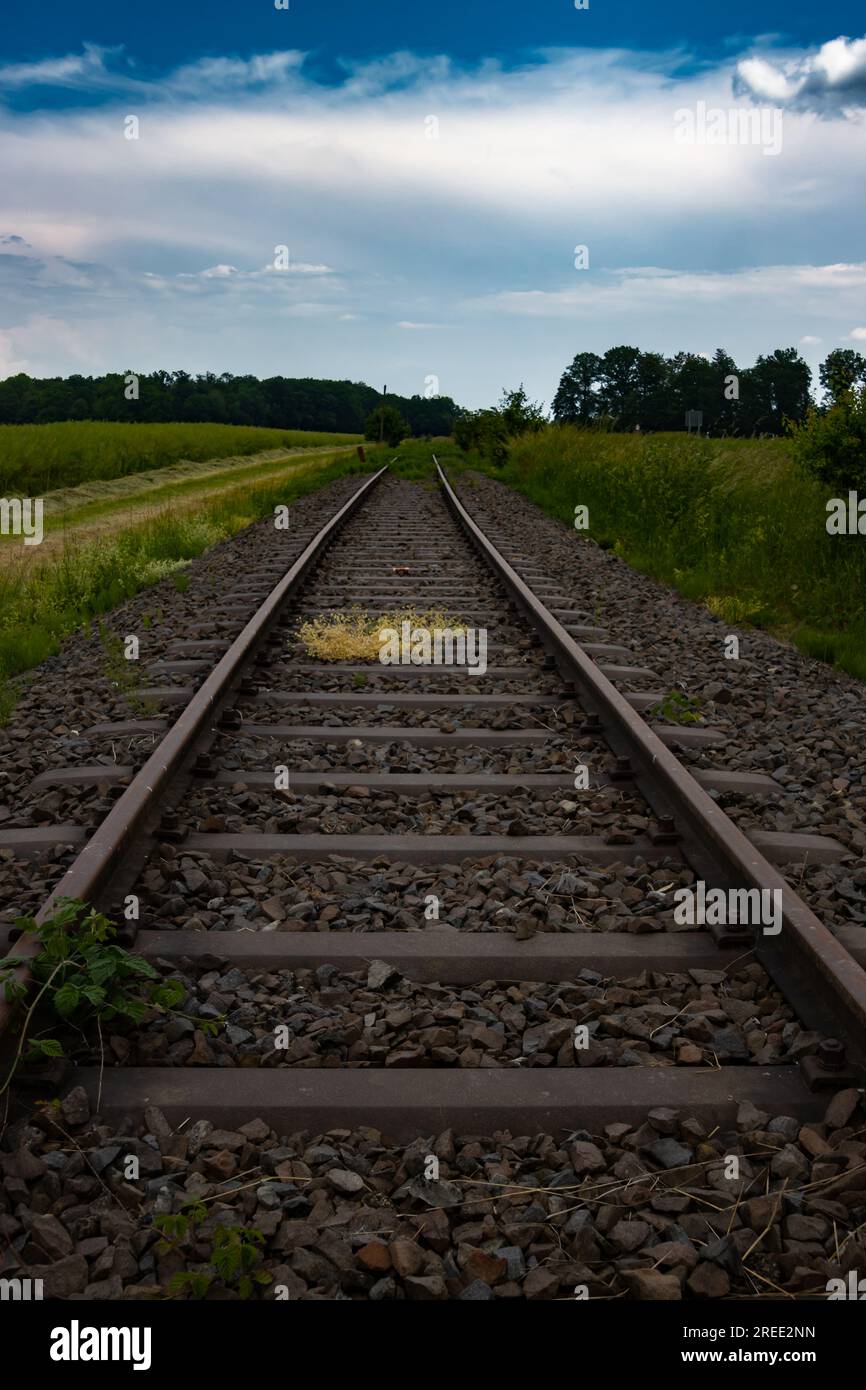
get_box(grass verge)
[473,426,866,682]
[0,450,376,719]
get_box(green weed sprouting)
[154,1201,272,1300]
[0,897,189,1095]
[649,690,705,725]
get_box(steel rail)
[435,459,866,1076]
[0,465,387,1035]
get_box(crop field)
[0,421,362,494]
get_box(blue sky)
[7,1,865,80]
[2,2,866,406]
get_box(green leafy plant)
[789,386,866,492]
[154,1201,271,1300]
[0,898,187,1095]
[453,408,509,466]
[649,689,704,725]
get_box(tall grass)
[0,452,372,715]
[496,427,866,680]
[0,421,361,494]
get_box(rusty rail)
[0,466,387,1035]
[436,458,866,1075]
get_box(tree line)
[0,370,460,437]
[551,345,855,435]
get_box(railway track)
[2,459,866,1302]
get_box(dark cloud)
[735,36,866,113]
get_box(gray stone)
[88,1145,122,1174]
[496,1246,526,1280]
[327,1168,366,1195]
[459,1279,496,1301]
[28,1255,88,1298]
[767,1115,800,1141]
[825,1089,860,1130]
[367,959,401,990]
[645,1137,693,1169]
[29,1214,73,1261]
[60,1086,90,1127]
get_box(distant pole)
[379,384,387,444]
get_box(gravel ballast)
[3,1085,865,1301]
[70,956,813,1071]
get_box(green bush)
[789,388,866,492]
[454,410,509,466]
[363,405,409,447]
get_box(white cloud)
[474,263,866,319]
[5,42,859,273]
[850,326,866,339]
[0,45,309,100]
[736,34,866,111]
[800,334,821,344]
[177,262,333,282]
[0,44,119,90]
[0,328,26,376]
[0,313,103,374]
[0,41,861,399]
[735,57,797,103]
[166,52,306,93]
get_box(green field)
[1,418,860,726]
[0,435,460,720]
[0,421,361,494]
[490,426,866,680]
[0,448,383,715]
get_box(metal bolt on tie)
[652,816,679,843]
[817,1039,846,1071]
[611,755,633,782]
[801,1036,857,1090]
